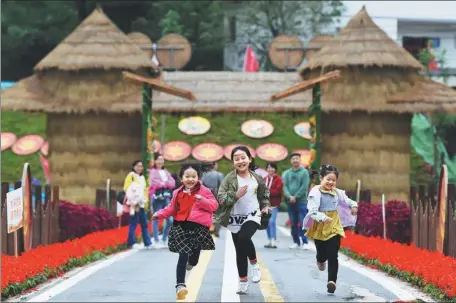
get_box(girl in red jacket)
[152,161,218,300]
[264,162,283,248]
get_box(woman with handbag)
[216,146,272,295]
[148,153,176,248]
[125,160,152,249]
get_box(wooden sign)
[1,132,17,151]
[22,163,32,252]
[294,122,312,139]
[156,33,192,70]
[224,144,256,160]
[7,188,23,234]
[12,135,45,156]
[192,143,224,162]
[293,149,311,168]
[241,120,274,139]
[163,141,192,161]
[256,143,288,162]
[178,116,211,135]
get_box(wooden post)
[142,83,153,180]
[13,231,18,258]
[382,194,387,239]
[309,82,322,182]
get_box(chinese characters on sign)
[7,188,23,233]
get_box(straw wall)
[321,111,412,203]
[47,112,142,204]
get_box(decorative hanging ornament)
[192,143,224,162]
[11,135,45,156]
[294,122,312,139]
[178,116,211,135]
[162,141,192,161]
[1,132,17,151]
[241,120,274,139]
[256,143,288,162]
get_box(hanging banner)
[22,163,32,252]
[178,116,211,135]
[241,120,274,139]
[7,188,23,233]
[40,155,51,184]
[40,141,49,156]
[436,164,448,254]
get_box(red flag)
[243,45,259,72]
[427,41,439,72]
[40,154,51,184]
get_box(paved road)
[17,213,432,303]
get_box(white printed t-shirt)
[227,174,261,233]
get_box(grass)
[154,112,310,175]
[1,111,47,183]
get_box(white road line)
[221,230,240,302]
[27,249,138,302]
[277,226,433,302]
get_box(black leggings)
[231,221,259,278]
[314,235,341,283]
[176,249,201,285]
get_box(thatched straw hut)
[305,35,334,62]
[300,6,453,202]
[2,8,159,203]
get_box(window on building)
[229,16,236,42]
[402,36,440,59]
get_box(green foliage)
[159,10,184,36]
[234,0,345,70]
[1,1,79,80]
[154,112,309,175]
[1,111,46,183]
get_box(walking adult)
[282,153,310,250]
[148,153,175,248]
[202,162,224,237]
[216,146,271,295]
[263,162,283,248]
[124,160,152,249]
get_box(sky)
[342,1,456,21]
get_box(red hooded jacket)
[264,173,283,207]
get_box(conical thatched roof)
[387,78,456,113]
[34,8,158,71]
[301,6,424,73]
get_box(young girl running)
[152,161,218,300]
[217,146,271,295]
[303,164,358,294]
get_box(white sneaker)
[186,262,194,271]
[132,243,144,249]
[236,280,249,294]
[151,242,164,249]
[289,243,300,249]
[176,284,188,300]
[161,240,168,248]
[301,243,310,250]
[251,263,261,283]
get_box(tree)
[233,0,345,70]
[1,1,79,80]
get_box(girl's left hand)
[261,206,271,215]
[195,194,202,201]
[351,207,358,216]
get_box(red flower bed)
[355,200,411,244]
[1,226,131,298]
[342,232,456,299]
[59,201,129,241]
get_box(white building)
[340,1,456,87]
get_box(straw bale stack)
[2,8,159,204]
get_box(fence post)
[1,183,9,255]
[51,186,60,244]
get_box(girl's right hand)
[152,213,158,220]
[322,216,333,223]
[236,185,248,199]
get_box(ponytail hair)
[319,164,340,178]
[230,145,259,171]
